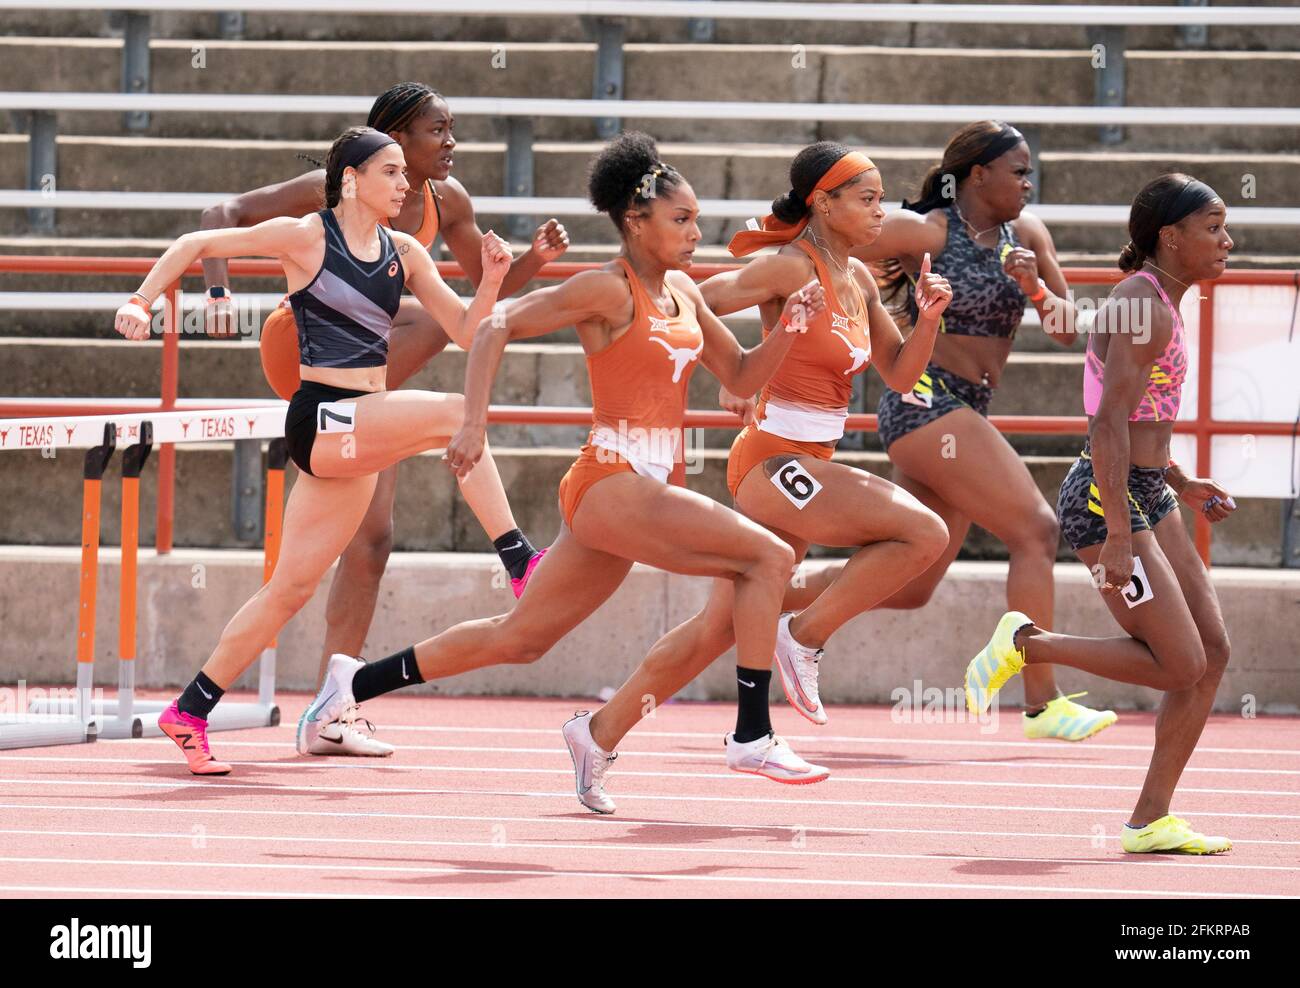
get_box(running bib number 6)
[317,401,357,435]
[770,459,823,509]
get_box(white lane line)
[74,740,1300,777]
[4,801,1298,846]
[1,755,1292,797]
[284,723,1300,756]
[0,883,451,899]
[0,855,1286,899]
[3,777,1299,819]
[4,827,1294,875]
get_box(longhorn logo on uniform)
[830,329,871,375]
[649,336,703,383]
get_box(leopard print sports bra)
[905,205,1027,339]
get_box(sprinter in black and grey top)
[113,126,514,776]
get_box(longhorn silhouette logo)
[649,336,703,383]
[830,329,870,375]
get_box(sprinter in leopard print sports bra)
[846,120,1120,741]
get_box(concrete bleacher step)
[0,439,1282,566]
[3,38,1298,152]
[2,134,1295,248]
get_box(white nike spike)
[296,654,364,755]
[562,711,617,814]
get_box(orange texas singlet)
[558,258,705,526]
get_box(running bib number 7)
[318,401,357,434]
[771,459,822,509]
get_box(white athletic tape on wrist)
[120,302,151,324]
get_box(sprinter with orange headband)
[556,143,953,811]
[293,132,839,802]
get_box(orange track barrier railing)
[3,256,1298,565]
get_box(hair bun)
[1118,240,1142,273]
[770,189,808,225]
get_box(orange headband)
[727,151,877,257]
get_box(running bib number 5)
[317,401,357,434]
[770,459,823,509]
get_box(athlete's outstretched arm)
[863,252,952,392]
[113,216,324,340]
[397,229,510,350]
[686,277,824,398]
[443,269,631,477]
[698,252,808,316]
[199,169,326,295]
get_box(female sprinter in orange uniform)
[202,83,566,754]
[294,132,835,789]
[966,175,1236,854]
[113,126,512,775]
[557,142,954,811]
[783,120,1114,741]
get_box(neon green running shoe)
[1023,692,1118,742]
[1121,815,1232,855]
[965,611,1030,715]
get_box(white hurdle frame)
[0,405,288,748]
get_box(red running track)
[0,692,1296,899]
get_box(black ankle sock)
[734,667,773,743]
[352,646,422,703]
[1025,706,1045,718]
[176,671,224,720]
[493,529,538,581]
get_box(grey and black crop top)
[289,208,405,368]
[905,205,1027,339]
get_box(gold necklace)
[805,230,863,322]
[953,202,1000,241]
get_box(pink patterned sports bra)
[1083,270,1188,422]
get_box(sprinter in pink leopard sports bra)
[963,174,1239,855]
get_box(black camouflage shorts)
[877,362,994,450]
[1057,447,1180,552]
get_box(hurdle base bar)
[27,698,279,736]
[0,714,98,750]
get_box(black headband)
[339,129,398,173]
[1158,178,1218,227]
[972,123,1026,168]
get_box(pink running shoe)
[511,548,548,599]
[158,701,232,776]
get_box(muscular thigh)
[1075,529,1202,655]
[311,389,461,478]
[735,454,936,548]
[274,471,379,587]
[1153,511,1228,655]
[573,472,786,578]
[887,408,1048,544]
